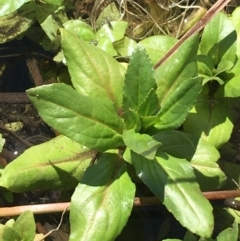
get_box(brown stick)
[154,0,232,70]
[0,92,30,104]
[1,190,240,217]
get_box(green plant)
[1,1,240,240]
[0,21,220,241]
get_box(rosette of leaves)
[0,24,227,240]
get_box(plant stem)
[1,190,240,217]
[154,0,232,70]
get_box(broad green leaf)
[44,0,63,5]
[153,130,226,190]
[35,4,68,51]
[200,12,237,65]
[97,37,118,56]
[183,231,198,241]
[162,239,182,241]
[223,76,240,97]
[122,107,141,131]
[131,151,214,237]
[0,0,31,16]
[63,20,96,41]
[155,34,199,104]
[197,55,214,78]
[123,129,161,160]
[183,100,234,148]
[60,29,125,110]
[13,211,35,241]
[0,134,5,152]
[216,221,238,241]
[155,77,202,130]
[70,153,135,241]
[216,60,234,75]
[0,225,20,241]
[122,46,157,122]
[230,7,240,57]
[95,21,128,43]
[27,83,124,151]
[95,2,121,30]
[114,37,137,57]
[0,135,94,192]
[0,2,36,43]
[199,238,214,241]
[139,88,159,117]
[139,35,177,65]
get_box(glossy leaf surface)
[139,35,177,65]
[153,130,226,190]
[27,83,124,151]
[155,34,199,104]
[131,151,214,237]
[123,129,161,160]
[0,0,31,16]
[0,2,35,43]
[0,135,94,192]
[200,12,237,65]
[155,77,202,130]
[122,46,158,129]
[61,29,125,110]
[13,211,35,241]
[70,153,135,241]
[35,4,68,51]
[216,221,238,241]
[183,101,233,148]
[0,211,35,241]
[95,21,128,43]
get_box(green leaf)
[223,76,240,97]
[139,35,177,65]
[0,0,31,16]
[216,60,234,75]
[95,2,120,30]
[0,2,36,43]
[183,100,234,148]
[63,19,96,41]
[13,211,35,241]
[183,231,198,241]
[35,4,68,51]
[114,37,137,57]
[97,37,118,56]
[0,224,20,241]
[153,130,226,191]
[155,34,199,104]
[0,135,94,192]
[162,239,182,241]
[95,21,128,43]
[216,221,238,241]
[230,6,240,58]
[60,29,125,110]
[155,77,202,130]
[139,88,159,117]
[26,83,124,151]
[70,153,135,241]
[123,129,161,160]
[0,134,5,152]
[131,151,214,237]
[44,0,63,5]
[122,46,157,125]
[200,12,237,65]
[197,55,214,78]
